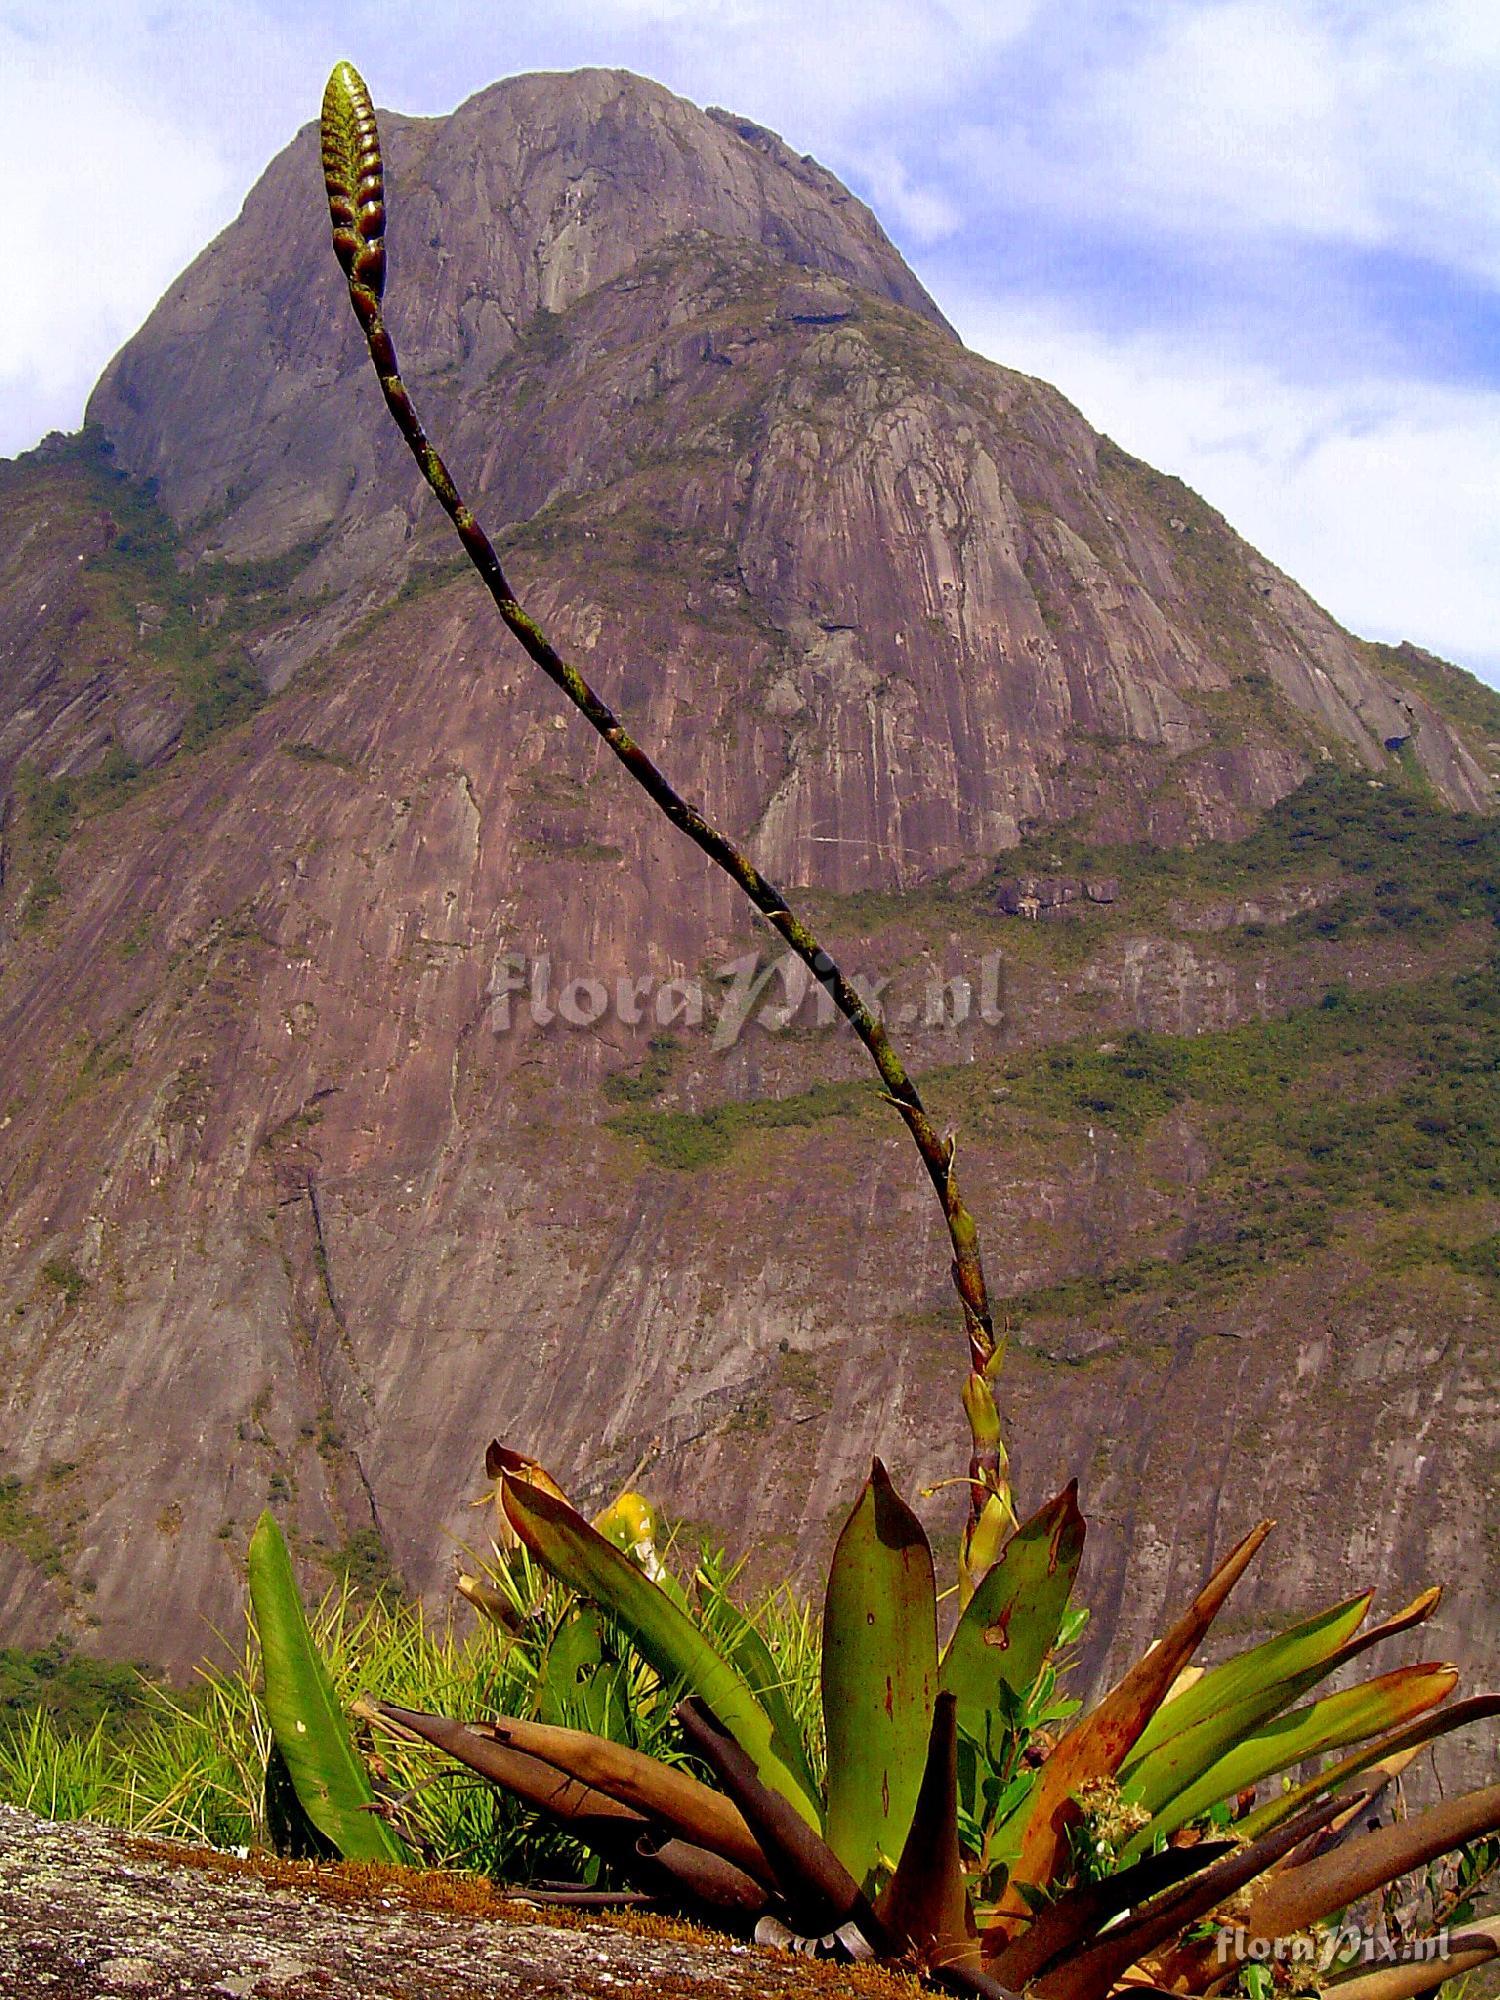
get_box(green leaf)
[501,1476,821,1828]
[1119,1592,1400,1816]
[990,1518,1273,1939]
[1123,1585,1438,1798]
[1117,1662,1459,1860]
[1234,1691,1500,1842]
[247,1510,409,1864]
[539,1607,628,1742]
[822,1459,938,1890]
[696,1570,822,1808]
[940,1482,1084,1743]
[1123,1590,1370,1772]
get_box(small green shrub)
[517,306,569,363]
[319,1528,404,1606]
[40,1257,87,1304]
[601,1034,678,1105]
[0,1479,68,1581]
[1445,1233,1500,1284]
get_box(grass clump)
[0,1544,822,1884]
[283,740,358,772]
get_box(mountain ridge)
[0,70,1495,1773]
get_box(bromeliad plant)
[248,59,1500,1996]
[359,1447,1500,1997]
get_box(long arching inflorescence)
[319,58,1014,1583]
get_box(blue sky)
[4,1,1497,687]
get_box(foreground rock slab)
[0,1804,911,2000]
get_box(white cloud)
[945,0,1500,283]
[949,290,1500,687]
[0,32,236,452]
[852,153,963,244]
[557,0,1042,145]
[1077,4,1379,241]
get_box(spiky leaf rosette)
[372,1443,1500,1994]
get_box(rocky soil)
[0,1803,912,2000]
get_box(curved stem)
[320,63,1010,1545]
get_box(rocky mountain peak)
[86,68,947,548]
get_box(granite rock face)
[0,69,1496,1765]
[80,72,1490,819]
[0,1804,899,1998]
[86,72,949,572]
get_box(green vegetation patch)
[997,958,1500,1322]
[0,1476,70,1583]
[1444,1232,1500,1284]
[0,1642,158,1738]
[517,305,570,364]
[1004,765,1500,944]
[601,1034,678,1106]
[66,440,274,748]
[997,1032,1191,1139]
[14,751,150,926]
[610,1076,871,1170]
[40,1257,87,1304]
[2,431,345,924]
[392,551,473,608]
[316,1527,404,1607]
